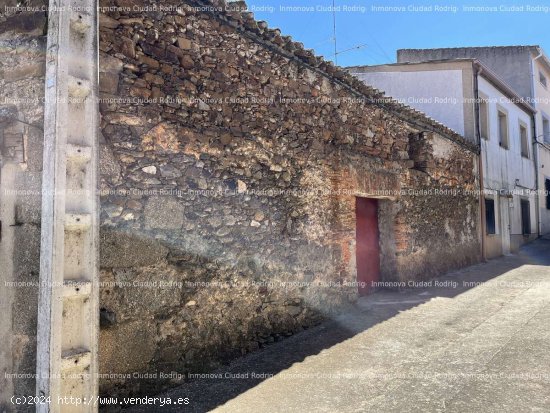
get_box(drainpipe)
[530,51,543,237]
[473,64,486,261]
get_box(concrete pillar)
[36,0,99,411]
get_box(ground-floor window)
[521,199,531,235]
[485,198,496,234]
[546,178,550,210]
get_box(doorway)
[521,199,531,235]
[355,197,380,296]
[499,196,511,255]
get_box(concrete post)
[36,0,99,411]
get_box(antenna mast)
[332,0,337,64]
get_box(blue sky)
[245,0,550,67]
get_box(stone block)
[13,171,41,224]
[25,128,44,172]
[99,321,156,375]
[12,277,39,334]
[119,36,135,59]
[144,197,184,230]
[99,13,120,29]
[177,37,192,50]
[159,164,182,179]
[0,105,18,124]
[141,122,179,153]
[99,72,119,94]
[138,54,160,69]
[99,53,124,73]
[2,63,45,83]
[100,264,183,321]
[179,54,194,69]
[100,229,169,268]
[99,144,122,182]
[11,334,37,399]
[0,12,46,38]
[103,113,144,126]
[13,224,41,276]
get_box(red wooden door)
[355,197,380,296]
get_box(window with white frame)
[521,199,531,235]
[520,122,529,158]
[541,71,548,89]
[485,198,496,235]
[498,110,509,149]
[479,98,489,140]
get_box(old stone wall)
[0,0,483,405]
[0,4,47,411]
[96,0,481,397]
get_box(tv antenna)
[332,0,368,65]
[332,0,337,64]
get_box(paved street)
[126,238,550,413]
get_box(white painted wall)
[478,76,537,245]
[532,58,550,235]
[353,70,466,136]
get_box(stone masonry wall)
[96,0,481,398]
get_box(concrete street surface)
[126,238,550,413]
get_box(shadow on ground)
[122,238,550,412]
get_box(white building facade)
[349,59,538,258]
[531,53,550,235]
[397,46,550,236]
